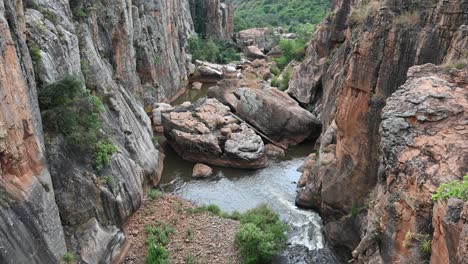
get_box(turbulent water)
[158,84,342,263]
[159,139,341,263]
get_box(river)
[157,84,342,263]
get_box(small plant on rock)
[431,175,468,201]
[63,252,75,264]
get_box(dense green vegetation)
[145,222,175,264]
[273,38,307,69]
[233,0,330,33]
[188,36,240,64]
[38,75,117,172]
[235,204,288,264]
[432,175,468,201]
[185,203,288,264]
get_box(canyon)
[0,0,467,263]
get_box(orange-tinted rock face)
[0,41,43,200]
[0,1,67,261]
[292,0,467,262]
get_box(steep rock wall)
[0,0,66,262]
[292,0,467,262]
[190,0,234,40]
[1,0,195,262]
[294,0,467,215]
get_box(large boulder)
[208,80,321,146]
[237,28,276,52]
[244,45,266,60]
[162,98,267,168]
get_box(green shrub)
[279,69,292,91]
[272,39,306,70]
[235,204,288,264]
[148,189,163,200]
[63,252,75,263]
[39,75,113,172]
[432,175,468,201]
[271,66,281,76]
[146,244,169,264]
[188,36,240,64]
[29,45,42,65]
[420,239,432,255]
[185,254,195,264]
[93,139,118,172]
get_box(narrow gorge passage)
[154,84,340,263]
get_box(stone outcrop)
[189,0,234,40]
[208,79,321,146]
[295,0,467,215]
[353,64,467,263]
[0,0,232,261]
[237,27,276,52]
[0,0,67,262]
[162,98,267,168]
[291,0,468,261]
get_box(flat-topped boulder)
[161,98,267,168]
[208,80,321,146]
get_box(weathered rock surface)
[264,144,286,158]
[237,27,276,52]
[0,1,67,262]
[208,80,321,146]
[189,0,234,39]
[355,65,467,263]
[162,98,267,168]
[295,0,467,219]
[244,45,266,60]
[0,0,233,261]
[192,164,214,178]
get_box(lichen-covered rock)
[295,0,467,220]
[352,65,468,263]
[162,98,267,168]
[209,80,321,146]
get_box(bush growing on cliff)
[39,75,116,172]
[235,204,288,264]
[348,0,383,26]
[272,39,306,70]
[431,175,468,201]
[188,36,240,64]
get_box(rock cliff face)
[190,0,234,40]
[292,0,467,262]
[0,1,66,262]
[0,0,231,262]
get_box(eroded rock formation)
[292,0,467,262]
[190,0,234,40]
[0,0,232,262]
[209,79,322,146]
[162,98,267,168]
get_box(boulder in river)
[161,98,267,168]
[192,164,213,178]
[208,79,322,146]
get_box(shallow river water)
[158,86,341,263]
